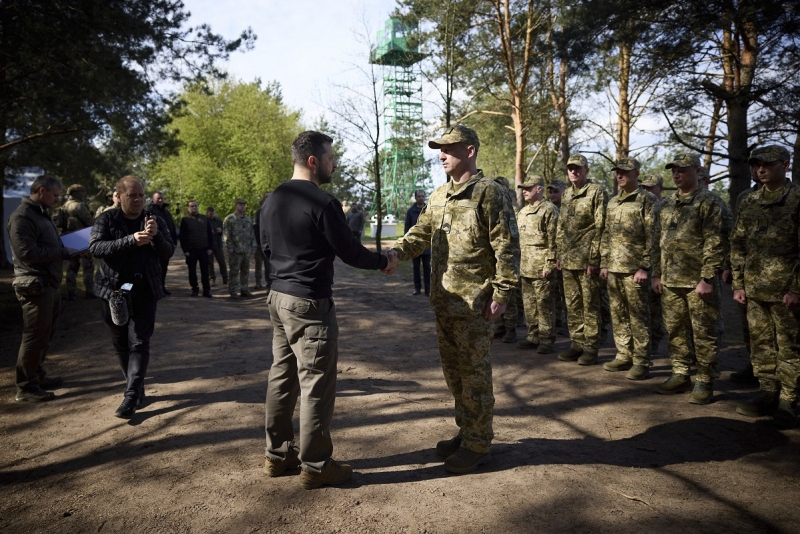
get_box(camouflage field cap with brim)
[235,198,247,204]
[748,145,791,164]
[66,184,85,195]
[611,157,641,172]
[517,176,545,188]
[428,124,480,150]
[665,153,701,169]
[640,174,664,188]
[566,154,588,167]
[547,179,566,190]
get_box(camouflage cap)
[517,176,545,188]
[748,145,791,164]
[235,198,247,204]
[428,124,480,150]
[66,184,85,195]
[611,157,641,172]
[547,179,566,190]
[640,174,663,188]
[665,153,701,169]
[566,154,588,167]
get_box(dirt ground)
[1,244,799,534]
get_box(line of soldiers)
[499,146,798,429]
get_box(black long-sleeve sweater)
[262,179,388,299]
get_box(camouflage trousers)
[607,272,651,365]
[649,288,666,344]
[746,299,800,402]
[600,279,612,332]
[553,271,567,326]
[65,256,93,294]
[520,276,555,344]
[502,285,521,332]
[227,252,250,295]
[435,313,494,454]
[737,300,751,354]
[562,269,601,354]
[662,286,720,383]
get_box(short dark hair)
[291,131,333,166]
[414,189,425,196]
[206,206,215,212]
[30,174,62,195]
[187,199,198,206]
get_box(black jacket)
[148,201,178,244]
[89,208,175,301]
[7,197,69,288]
[179,213,213,251]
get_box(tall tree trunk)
[615,37,631,161]
[373,145,382,251]
[793,130,800,183]
[512,92,526,207]
[704,99,723,171]
[727,98,750,209]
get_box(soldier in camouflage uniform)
[548,179,568,333]
[95,190,119,217]
[224,199,257,298]
[652,153,728,404]
[62,184,95,301]
[515,176,558,354]
[599,157,657,380]
[641,174,667,352]
[493,176,521,343]
[555,154,608,365]
[730,166,762,386]
[392,125,520,474]
[731,145,799,428]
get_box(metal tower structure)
[370,18,427,218]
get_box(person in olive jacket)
[89,176,174,419]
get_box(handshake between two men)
[380,249,399,275]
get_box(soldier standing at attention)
[392,124,520,474]
[599,157,657,380]
[492,176,521,343]
[62,184,96,301]
[547,179,568,333]
[515,176,558,354]
[641,174,667,353]
[731,146,799,428]
[555,154,607,366]
[652,153,727,404]
[224,199,256,298]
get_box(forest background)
[2,0,799,258]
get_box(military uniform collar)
[757,181,795,206]
[447,170,484,198]
[570,179,593,197]
[617,186,643,202]
[673,187,701,204]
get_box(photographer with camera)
[89,176,175,419]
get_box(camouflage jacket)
[393,171,520,316]
[600,186,657,274]
[518,199,558,278]
[63,198,94,232]
[707,190,734,271]
[652,188,728,288]
[223,213,256,254]
[555,180,607,269]
[730,182,800,302]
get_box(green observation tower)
[370,18,427,218]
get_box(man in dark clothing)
[149,192,177,295]
[179,200,213,297]
[90,176,175,418]
[261,130,398,489]
[404,189,431,296]
[253,191,271,290]
[206,206,228,286]
[346,202,365,239]
[7,175,77,402]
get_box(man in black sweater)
[179,200,213,297]
[261,130,398,489]
[404,189,431,296]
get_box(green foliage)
[149,80,303,217]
